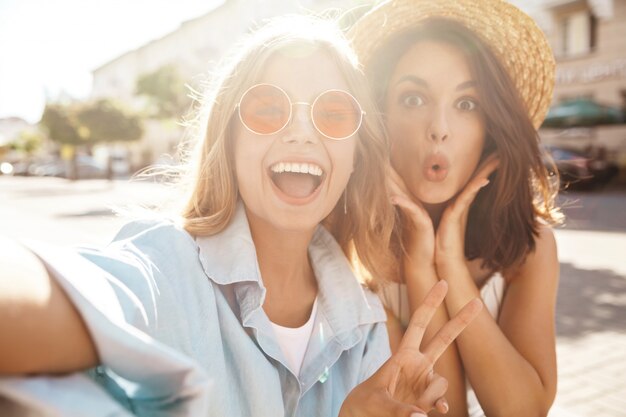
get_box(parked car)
[108,152,131,178]
[543,145,618,190]
[30,156,107,179]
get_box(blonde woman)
[0,16,480,417]
[351,1,562,416]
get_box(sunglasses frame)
[236,83,366,141]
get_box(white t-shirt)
[270,298,318,376]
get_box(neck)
[244,207,318,327]
[423,202,447,229]
[245,208,316,290]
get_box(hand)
[435,154,500,273]
[339,281,483,417]
[388,167,435,267]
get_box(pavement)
[1,176,626,416]
[550,187,626,417]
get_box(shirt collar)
[196,202,261,287]
[308,224,386,343]
[195,202,386,336]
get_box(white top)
[271,298,319,376]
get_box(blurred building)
[0,117,31,146]
[90,0,626,171]
[537,0,626,166]
[90,0,371,170]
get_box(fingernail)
[441,400,449,413]
[481,179,490,187]
[410,413,427,417]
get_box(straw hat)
[349,0,555,129]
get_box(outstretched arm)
[0,237,98,374]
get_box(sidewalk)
[551,187,626,417]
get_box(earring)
[343,191,348,215]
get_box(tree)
[40,100,143,180]
[40,103,87,146]
[77,99,143,144]
[9,129,44,156]
[136,64,190,118]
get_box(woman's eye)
[457,99,478,111]
[401,94,424,107]
[257,105,284,117]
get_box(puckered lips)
[422,153,450,182]
[268,160,325,205]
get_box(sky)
[0,0,542,125]
[0,0,221,124]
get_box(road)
[1,176,625,416]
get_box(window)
[558,9,595,57]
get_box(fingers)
[390,194,432,231]
[418,373,449,412]
[387,166,411,197]
[449,178,489,219]
[423,297,483,363]
[456,153,499,202]
[426,371,450,414]
[475,153,500,179]
[369,390,429,417]
[435,397,450,414]
[388,166,435,233]
[386,398,427,417]
[448,154,500,216]
[398,281,448,353]
[341,387,426,417]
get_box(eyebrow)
[394,75,428,88]
[456,80,477,91]
[394,75,477,92]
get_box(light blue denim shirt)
[0,203,390,417]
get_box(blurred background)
[1,0,625,416]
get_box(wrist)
[435,259,470,283]
[405,252,435,271]
[403,256,438,284]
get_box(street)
[1,176,625,416]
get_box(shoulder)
[112,217,194,246]
[505,225,558,286]
[526,225,558,270]
[108,218,198,262]
[76,218,202,295]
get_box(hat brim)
[349,0,555,129]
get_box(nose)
[282,104,317,144]
[427,106,449,143]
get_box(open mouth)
[423,154,450,182]
[269,162,325,199]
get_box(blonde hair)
[178,15,396,288]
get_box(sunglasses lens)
[239,84,290,135]
[313,91,362,140]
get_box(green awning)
[542,98,624,128]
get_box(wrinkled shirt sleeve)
[0,221,212,417]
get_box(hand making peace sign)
[339,281,483,416]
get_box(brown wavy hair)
[178,16,396,288]
[366,20,562,272]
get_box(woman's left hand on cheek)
[435,154,500,273]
